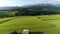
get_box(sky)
[0,0,60,7]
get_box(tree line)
[0,6,60,18]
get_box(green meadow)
[0,15,60,34]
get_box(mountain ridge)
[0,4,57,10]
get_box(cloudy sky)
[0,0,60,7]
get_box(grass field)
[0,15,60,34]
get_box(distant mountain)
[21,4,55,9]
[52,4,60,7]
[0,6,22,10]
[0,4,56,10]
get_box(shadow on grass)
[30,32,44,34]
[18,32,44,34]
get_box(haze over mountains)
[0,3,59,10]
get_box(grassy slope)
[0,15,60,34]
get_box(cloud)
[0,0,60,6]
[0,0,23,6]
[37,0,60,4]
